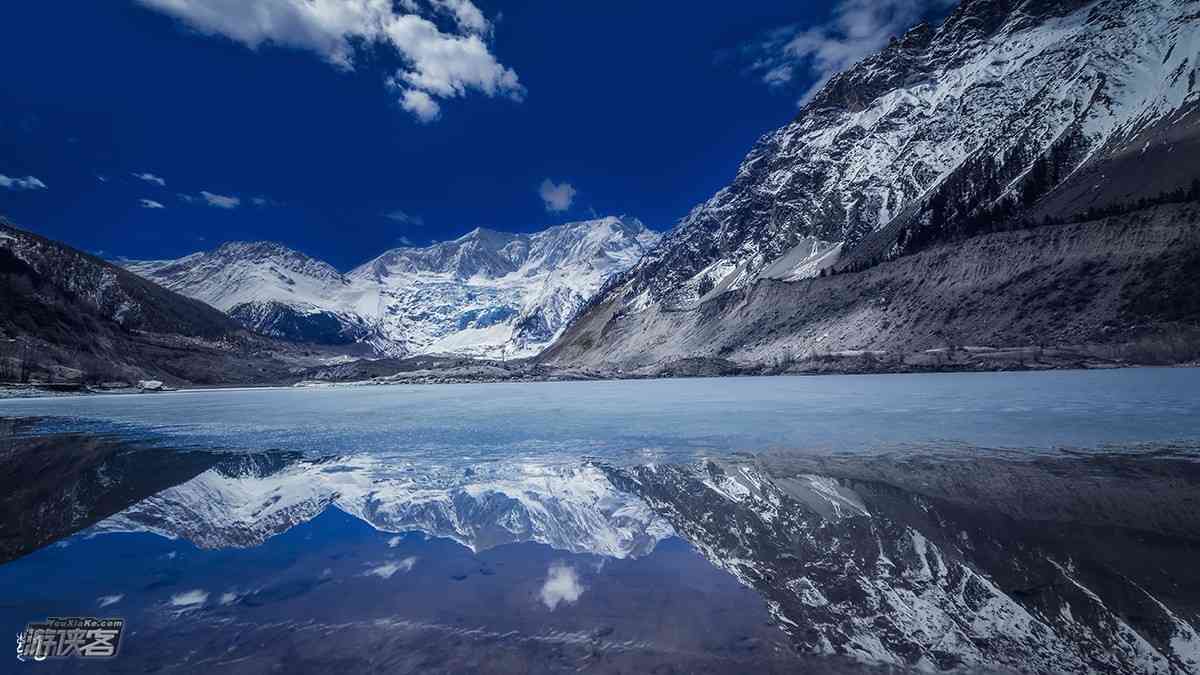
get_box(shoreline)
[2,358,1195,401]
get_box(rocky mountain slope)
[126,216,658,358]
[546,203,1200,369]
[547,0,1200,370]
[0,221,335,385]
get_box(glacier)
[124,216,658,358]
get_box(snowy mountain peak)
[123,240,352,313]
[125,215,659,358]
[569,0,1200,314]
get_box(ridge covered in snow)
[585,0,1200,312]
[124,216,658,357]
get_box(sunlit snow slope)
[126,216,658,358]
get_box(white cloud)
[133,171,166,186]
[168,589,209,606]
[135,0,523,121]
[0,174,47,190]
[539,179,576,213]
[385,209,424,226]
[177,192,196,203]
[747,0,955,103]
[364,556,418,579]
[96,594,124,608]
[386,535,404,547]
[399,88,441,122]
[140,198,166,209]
[200,190,240,209]
[250,195,281,207]
[219,592,239,605]
[539,562,584,610]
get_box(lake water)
[3,369,1200,673]
[3,368,1200,459]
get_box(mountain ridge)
[0,219,345,385]
[124,216,660,359]
[545,0,1200,370]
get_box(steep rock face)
[556,0,1200,350]
[1,222,237,339]
[543,204,1200,368]
[227,300,377,346]
[126,217,658,358]
[0,222,357,385]
[603,453,1200,673]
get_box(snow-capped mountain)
[553,0,1200,320]
[92,452,673,559]
[346,217,658,357]
[123,241,379,347]
[125,216,658,358]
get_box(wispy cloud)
[539,562,584,610]
[139,198,166,209]
[135,0,523,122]
[96,594,124,608]
[132,171,166,186]
[250,195,281,207]
[0,174,47,190]
[168,589,209,607]
[200,190,240,209]
[539,179,576,213]
[385,209,424,226]
[745,0,955,104]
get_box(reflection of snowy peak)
[604,458,1200,673]
[124,217,657,357]
[96,453,672,559]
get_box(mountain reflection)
[604,449,1200,673]
[91,450,673,558]
[3,418,1199,673]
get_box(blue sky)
[0,0,952,270]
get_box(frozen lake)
[2,368,1200,462]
